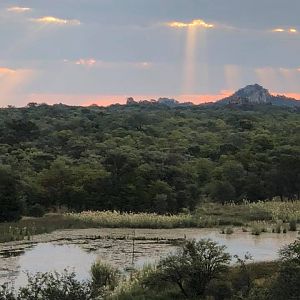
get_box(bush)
[17,271,92,300]
[289,219,297,231]
[27,204,46,218]
[146,239,231,298]
[269,239,300,299]
[90,260,120,291]
[279,238,300,263]
[0,166,22,222]
[270,262,300,300]
[0,284,15,300]
[206,279,233,300]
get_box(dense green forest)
[0,102,299,221]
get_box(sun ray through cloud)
[167,19,214,95]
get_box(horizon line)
[2,89,300,108]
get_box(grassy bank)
[1,200,299,243]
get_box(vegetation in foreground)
[0,104,299,222]
[1,238,300,300]
[1,200,299,243]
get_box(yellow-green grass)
[67,211,195,229]
[0,200,299,243]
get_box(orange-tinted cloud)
[272,28,298,34]
[7,6,31,13]
[31,16,80,25]
[167,19,214,29]
[75,58,97,66]
[0,67,16,75]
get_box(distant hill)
[126,97,194,107]
[216,84,300,107]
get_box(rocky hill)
[217,84,300,107]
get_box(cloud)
[68,59,152,69]
[167,19,214,29]
[272,27,298,33]
[31,16,81,25]
[289,28,298,33]
[75,58,97,66]
[0,67,16,75]
[7,6,31,13]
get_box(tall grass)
[247,200,300,222]
[67,211,195,229]
[0,200,299,243]
[0,214,90,243]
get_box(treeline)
[0,102,299,220]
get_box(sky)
[0,0,300,106]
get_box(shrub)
[269,239,300,299]
[17,271,92,300]
[0,284,15,300]
[27,204,46,218]
[0,166,22,222]
[90,260,120,292]
[206,279,233,300]
[270,262,300,300]
[289,219,297,231]
[146,239,231,298]
[279,238,300,263]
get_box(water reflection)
[3,244,97,289]
[0,229,298,288]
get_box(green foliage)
[279,238,300,264]
[269,239,300,300]
[145,239,231,298]
[289,218,297,231]
[0,104,299,216]
[206,279,233,300]
[270,262,300,300]
[0,284,15,300]
[90,260,120,292]
[1,271,93,300]
[0,165,22,222]
[26,204,46,218]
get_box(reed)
[67,211,195,229]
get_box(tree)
[37,158,75,208]
[270,239,300,299]
[148,180,173,213]
[147,239,231,298]
[0,165,22,222]
[205,180,236,203]
[279,238,300,264]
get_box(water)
[0,228,298,288]
[0,243,97,289]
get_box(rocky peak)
[217,84,273,105]
[234,84,271,104]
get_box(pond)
[0,228,298,289]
